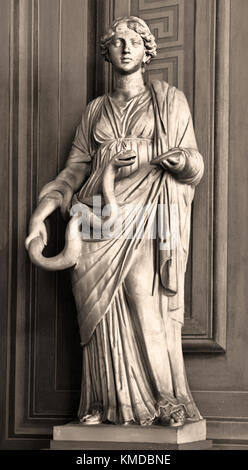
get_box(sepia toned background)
[0,0,247,449]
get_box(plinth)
[50,419,212,450]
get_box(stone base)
[51,419,211,450]
[50,439,212,450]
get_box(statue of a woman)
[25,16,204,428]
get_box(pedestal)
[50,420,212,450]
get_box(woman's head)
[100,16,157,70]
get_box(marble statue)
[25,16,204,428]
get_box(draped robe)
[43,80,204,425]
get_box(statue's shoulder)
[149,80,190,122]
[85,95,105,113]
[150,79,172,95]
[150,79,184,101]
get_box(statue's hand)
[150,148,186,174]
[111,149,136,169]
[25,216,48,250]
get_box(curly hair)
[100,16,157,65]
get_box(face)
[108,23,146,74]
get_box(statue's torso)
[77,89,155,201]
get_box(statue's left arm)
[151,88,204,186]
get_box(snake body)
[27,159,121,271]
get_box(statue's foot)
[79,411,102,425]
[159,404,186,427]
[169,407,186,428]
[123,420,136,426]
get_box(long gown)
[46,80,204,425]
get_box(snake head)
[112,150,136,168]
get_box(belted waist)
[97,136,153,151]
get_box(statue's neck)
[112,69,146,102]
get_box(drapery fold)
[78,282,202,424]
